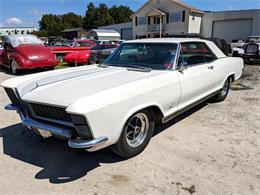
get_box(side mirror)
[177,61,188,73]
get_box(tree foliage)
[83,2,96,30]
[39,13,83,36]
[37,2,133,36]
[83,3,133,30]
[109,5,134,24]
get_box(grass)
[55,62,70,70]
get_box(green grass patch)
[55,62,70,70]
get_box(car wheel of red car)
[10,60,19,75]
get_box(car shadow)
[0,124,123,184]
[0,102,207,184]
[154,102,207,136]
[0,65,51,76]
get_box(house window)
[170,12,182,22]
[182,10,186,22]
[138,17,147,25]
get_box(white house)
[131,0,204,39]
[0,27,37,37]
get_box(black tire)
[46,67,55,71]
[232,51,239,57]
[213,78,230,102]
[111,109,155,159]
[10,60,19,75]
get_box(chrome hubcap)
[11,62,17,74]
[126,113,149,148]
[221,80,229,96]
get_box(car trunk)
[16,44,51,62]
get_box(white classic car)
[2,38,244,158]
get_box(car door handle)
[208,66,214,70]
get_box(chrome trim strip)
[4,104,18,111]
[5,104,74,138]
[68,136,108,149]
[23,118,74,138]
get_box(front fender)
[67,98,165,151]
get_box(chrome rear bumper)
[5,103,108,149]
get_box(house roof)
[148,8,167,16]
[131,0,204,17]
[61,28,84,33]
[88,29,120,37]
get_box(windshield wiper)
[99,64,151,72]
[122,64,151,72]
[98,64,109,68]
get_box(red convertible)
[0,35,58,74]
[50,40,96,62]
[64,44,118,65]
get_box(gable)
[131,0,203,18]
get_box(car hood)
[16,44,51,61]
[20,66,163,107]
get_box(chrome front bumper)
[5,103,108,149]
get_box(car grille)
[29,103,72,122]
[4,88,20,105]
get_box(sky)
[0,0,259,28]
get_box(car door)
[177,42,217,110]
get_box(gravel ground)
[0,65,259,195]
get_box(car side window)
[201,43,217,62]
[178,42,217,66]
[179,42,205,66]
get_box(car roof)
[125,38,210,44]
[125,38,227,59]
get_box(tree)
[39,13,83,36]
[93,3,114,27]
[83,2,96,30]
[109,5,134,24]
[39,14,63,36]
[62,12,83,29]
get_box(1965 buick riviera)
[2,38,244,158]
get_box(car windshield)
[62,41,73,46]
[7,35,43,47]
[104,43,178,70]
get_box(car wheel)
[10,60,19,75]
[111,109,155,158]
[213,78,230,102]
[46,67,54,71]
[232,51,239,57]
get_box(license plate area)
[38,129,52,138]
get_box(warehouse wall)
[202,9,260,41]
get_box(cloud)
[28,8,41,16]
[5,17,23,26]
[60,0,65,3]
[0,23,3,27]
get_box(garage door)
[121,28,132,40]
[212,19,253,42]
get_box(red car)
[51,40,96,62]
[0,35,58,74]
[64,44,118,65]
